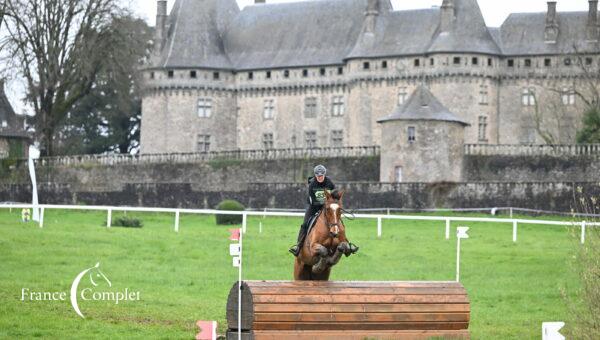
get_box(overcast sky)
[5,0,595,114]
[133,0,593,28]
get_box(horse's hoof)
[312,265,325,274]
[337,242,349,253]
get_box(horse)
[294,189,354,280]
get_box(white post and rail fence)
[1,203,597,245]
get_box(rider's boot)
[289,225,306,256]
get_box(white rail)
[0,203,596,244]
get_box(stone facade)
[140,0,600,158]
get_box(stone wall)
[1,181,595,213]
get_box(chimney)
[545,1,559,43]
[364,0,379,34]
[440,0,455,32]
[154,1,167,53]
[588,0,598,41]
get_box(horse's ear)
[338,189,345,201]
[324,190,332,200]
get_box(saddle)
[306,210,322,237]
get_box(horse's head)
[323,189,345,238]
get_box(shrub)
[110,217,143,228]
[216,200,245,225]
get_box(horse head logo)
[70,262,111,318]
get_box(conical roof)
[156,0,239,69]
[377,86,468,126]
[428,0,500,54]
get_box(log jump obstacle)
[226,280,470,340]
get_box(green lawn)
[0,208,583,339]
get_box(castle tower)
[377,86,468,183]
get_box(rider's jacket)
[307,176,335,207]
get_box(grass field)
[0,208,584,339]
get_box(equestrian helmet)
[314,165,327,176]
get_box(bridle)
[323,201,342,238]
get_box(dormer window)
[453,57,461,65]
[213,72,220,80]
[382,61,388,69]
[266,71,272,79]
[414,59,420,67]
[320,68,326,76]
[283,70,290,78]
[167,70,174,78]
[337,67,344,75]
[363,62,370,70]
[248,72,253,80]
[507,59,515,67]
[190,70,197,78]
[544,58,552,67]
[302,69,308,77]
[472,57,478,65]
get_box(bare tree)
[0,0,126,156]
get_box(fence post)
[513,220,518,242]
[377,217,382,238]
[174,210,180,233]
[39,207,44,228]
[445,219,450,240]
[242,212,247,234]
[581,221,586,244]
[107,209,112,228]
[510,208,513,218]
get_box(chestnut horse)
[294,190,354,280]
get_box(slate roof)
[500,12,600,55]
[153,0,600,70]
[224,0,369,70]
[427,0,501,55]
[377,86,469,126]
[0,81,29,139]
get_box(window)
[382,61,388,69]
[564,58,572,66]
[262,133,274,150]
[263,99,275,119]
[414,59,420,67]
[266,71,271,79]
[302,69,308,77]
[363,61,370,70]
[472,57,478,65]
[331,130,344,147]
[586,57,593,66]
[562,87,576,106]
[167,70,174,78]
[197,135,211,153]
[524,59,532,67]
[305,131,317,148]
[248,72,253,80]
[190,70,197,78]
[479,85,489,105]
[1,120,7,128]
[507,59,515,67]
[488,58,493,67]
[395,166,402,183]
[150,71,155,79]
[283,70,290,78]
[320,68,326,76]
[337,67,344,75]
[197,98,212,118]
[331,96,345,116]
[544,58,552,67]
[478,116,488,142]
[304,97,317,118]
[522,88,536,106]
[213,72,220,80]
[398,87,408,105]
[430,58,435,66]
[407,126,416,143]
[453,57,461,65]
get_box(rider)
[289,164,358,256]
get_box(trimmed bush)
[110,217,143,228]
[216,200,245,225]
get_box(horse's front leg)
[311,243,329,274]
[327,242,349,266]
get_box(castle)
[140,0,600,159]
